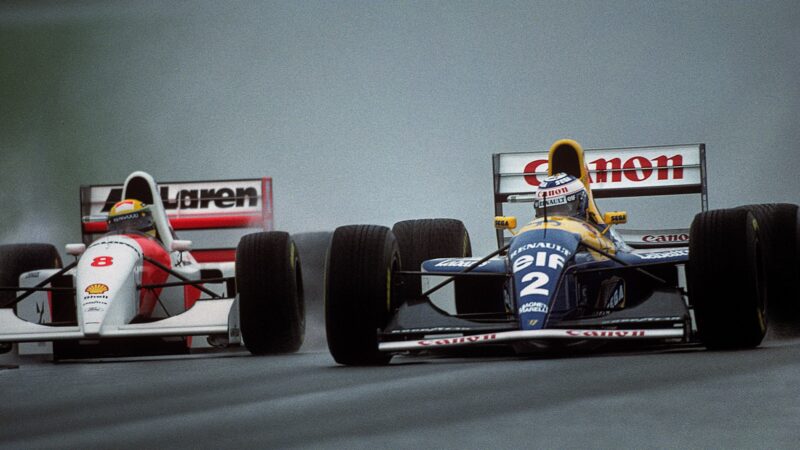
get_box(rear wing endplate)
[492,144,707,248]
[80,178,273,244]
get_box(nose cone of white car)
[77,236,141,336]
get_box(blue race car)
[325,139,798,365]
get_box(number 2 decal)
[520,271,549,297]
[91,256,114,267]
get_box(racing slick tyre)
[0,243,62,307]
[0,244,62,355]
[325,225,398,365]
[736,204,800,325]
[236,231,305,354]
[688,209,768,349]
[0,244,61,354]
[391,219,474,312]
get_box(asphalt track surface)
[2,329,800,449]
[2,233,799,448]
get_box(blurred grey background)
[2,0,799,255]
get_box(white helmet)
[534,173,589,219]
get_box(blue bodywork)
[419,223,689,332]
[507,229,579,330]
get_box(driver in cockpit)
[533,173,590,220]
[106,199,157,238]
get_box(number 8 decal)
[91,256,114,267]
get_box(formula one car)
[325,139,799,365]
[0,171,304,360]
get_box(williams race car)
[0,171,304,360]
[325,139,799,365]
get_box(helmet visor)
[107,211,155,233]
[534,193,585,218]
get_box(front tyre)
[325,225,398,365]
[736,204,800,324]
[0,244,62,357]
[391,219,471,309]
[688,209,767,349]
[0,244,62,307]
[236,232,305,354]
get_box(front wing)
[382,259,691,353]
[379,327,685,352]
[0,298,235,343]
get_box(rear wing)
[80,178,273,245]
[492,144,707,247]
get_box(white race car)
[0,171,304,360]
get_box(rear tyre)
[736,204,800,324]
[236,231,305,354]
[391,219,472,310]
[688,209,767,349]
[325,225,398,365]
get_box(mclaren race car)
[0,171,303,360]
[325,139,799,365]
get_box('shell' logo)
[523,155,684,186]
[85,283,109,295]
[101,186,259,212]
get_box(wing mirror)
[170,240,193,252]
[494,216,517,230]
[603,211,628,225]
[65,243,86,256]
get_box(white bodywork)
[2,171,252,356]
[6,236,239,355]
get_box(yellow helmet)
[107,199,156,236]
